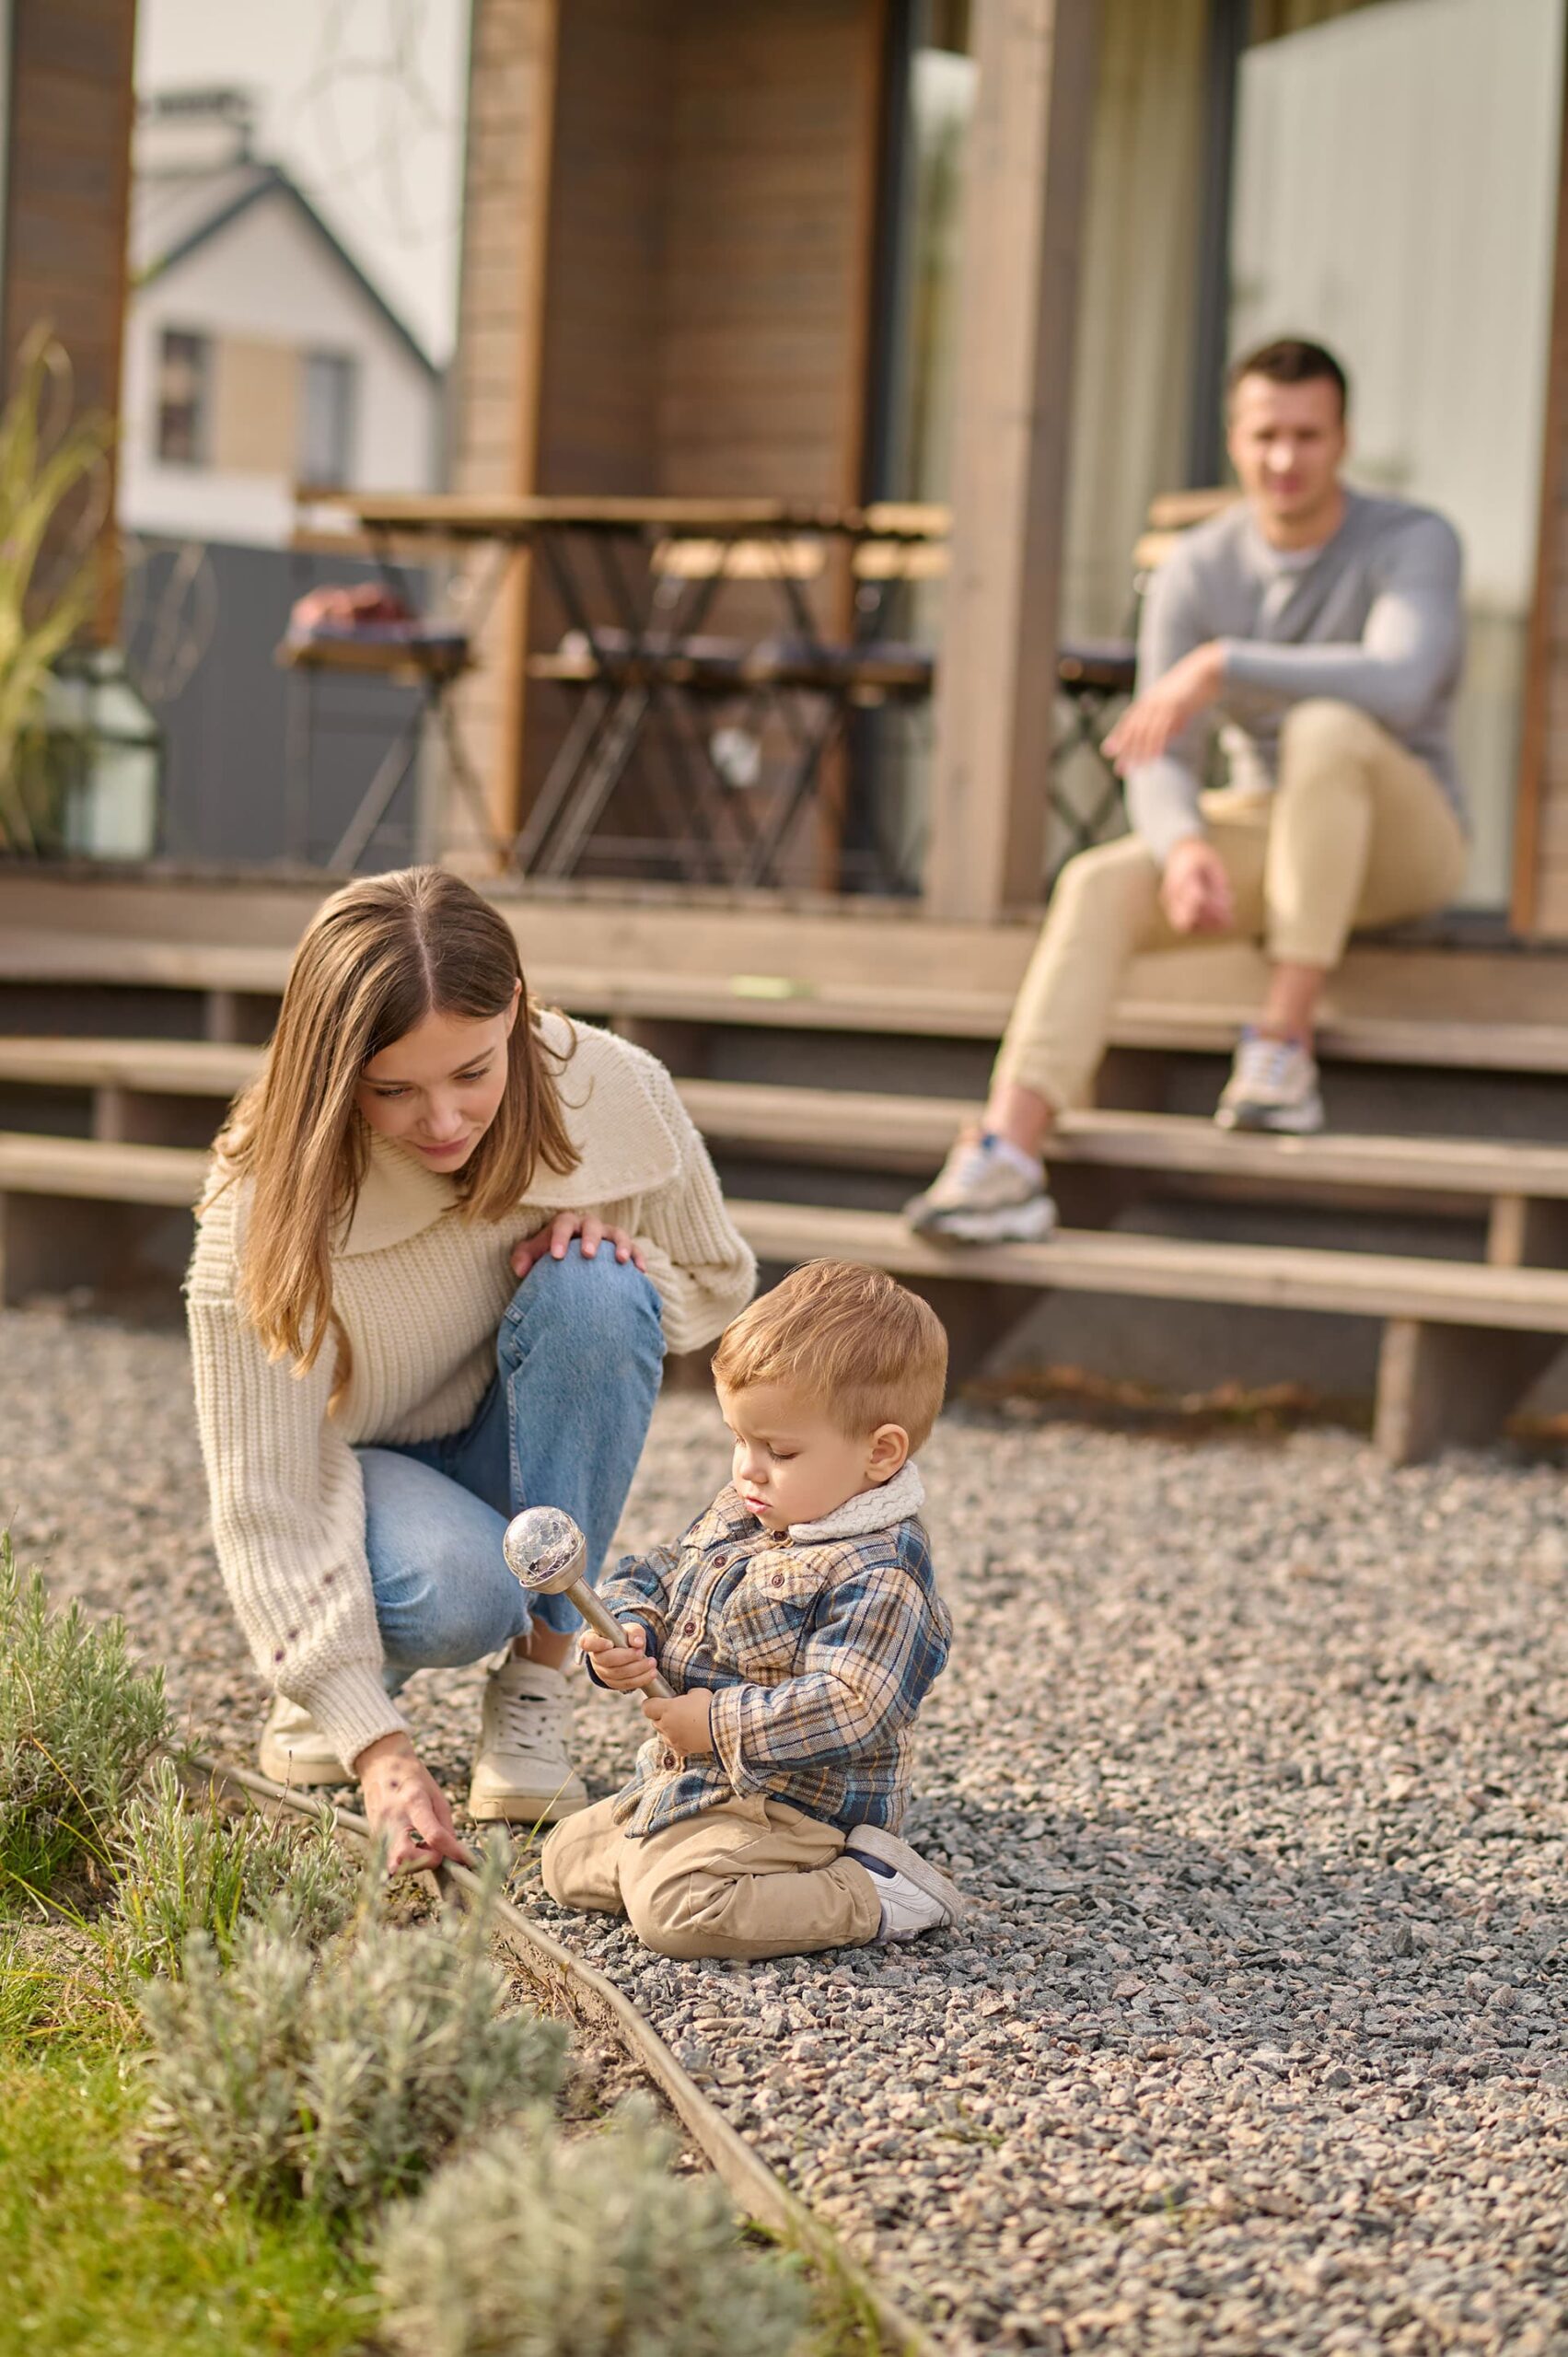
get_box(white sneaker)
[1214,1028,1324,1133]
[258,1693,352,1787]
[468,1657,587,1825]
[904,1131,1057,1244]
[844,1826,965,1944]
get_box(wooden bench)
[1,1123,1565,1464]
[10,923,1568,1078]
[7,1040,1568,1213]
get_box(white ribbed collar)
[788,1460,924,1544]
[338,1015,684,1257]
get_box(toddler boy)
[539,1259,961,1960]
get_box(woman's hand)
[581,1623,661,1693]
[1101,642,1225,772]
[356,1732,474,1875]
[511,1212,649,1278]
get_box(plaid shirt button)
[772,1573,784,1587]
[683,1619,696,1634]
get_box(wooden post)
[1510,19,1568,936]
[448,0,562,853]
[1374,1317,1562,1467]
[923,0,1100,923]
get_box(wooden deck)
[6,868,1568,1070]
[4,865,1568,1462]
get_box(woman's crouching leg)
[496,1240,666,1627]
[540,1795,629,1915]
[618,1799,881,1961]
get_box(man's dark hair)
[1226,336,1349,417]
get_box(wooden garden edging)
[190,1752,938,2357]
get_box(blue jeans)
[358,1243,665,1679]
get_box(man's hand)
[581,1623,660,1693]
[356,1732,474,1875]
[642,1688,714,1759]
[1160,838,1235,935]
[512,1211,648,1278]
[1102,642,1225,772]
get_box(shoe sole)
[1214,1096,1325,1136]
[258,1738,353,1787]
[844,1825,966,1919]
[906,1198,1058,1246]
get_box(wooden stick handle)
[570,1579,675,1699]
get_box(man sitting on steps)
[906,336,1469,1246]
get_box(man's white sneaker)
[904,1132,1057,1245]
[844,1825,965,1944]
[1214,1028,1324,1134]
[258,1693,352,1787]
[468,1657,587,1825]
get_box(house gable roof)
[132,161,440,378]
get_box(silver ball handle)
[502,1507,673,1699]
[573,1587,676,1701]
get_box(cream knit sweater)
[186,1016,756,1769]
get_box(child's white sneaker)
[844,1825,964,1943]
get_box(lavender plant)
[0,1533,168,1904]
[136,1852,566,2223]
[374,2102,810,2357]
[110,1761,359,1977]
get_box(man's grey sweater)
[1126,487,1467,865]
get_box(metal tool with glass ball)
[502,1505,674,1697]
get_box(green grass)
[0,2043,374,2357]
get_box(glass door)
[1229,0,1567,911]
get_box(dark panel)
[126,540,427,871]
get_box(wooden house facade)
[7,0,1568,1456]
[0,0,137,633]
[449,0,1568,938]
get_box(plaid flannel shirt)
[593,1461,951,1839]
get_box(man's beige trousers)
[994,699,1469,1112]
[540,1791,882,1961]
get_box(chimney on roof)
[134,87,260,176]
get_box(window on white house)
[298,351,358,486]
[157,328,211,464]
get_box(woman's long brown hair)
[212,867,578,1377]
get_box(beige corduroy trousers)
[994,699,1469,1112]
[540,1791,882,1961]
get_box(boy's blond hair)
[712,1260,947,1450]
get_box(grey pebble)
[7,1306,1568,2356]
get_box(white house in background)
[121,90,441,549]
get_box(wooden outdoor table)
[290,487,951,889]
[294,489,951,554]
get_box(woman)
[187,867,754,1871]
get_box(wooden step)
[727,1200,1568,1333]
[0,1124,1554,1325]
[9,923,1568,1073]
[1,1130,1562,1460]
[2,1129,1563,1332]
[0,1130,208,1205]
[681,1084,1568,1200]
[0,1037,259,1096]
[5,1043,1567,1206]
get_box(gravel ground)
[6,1301,1568,2355]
